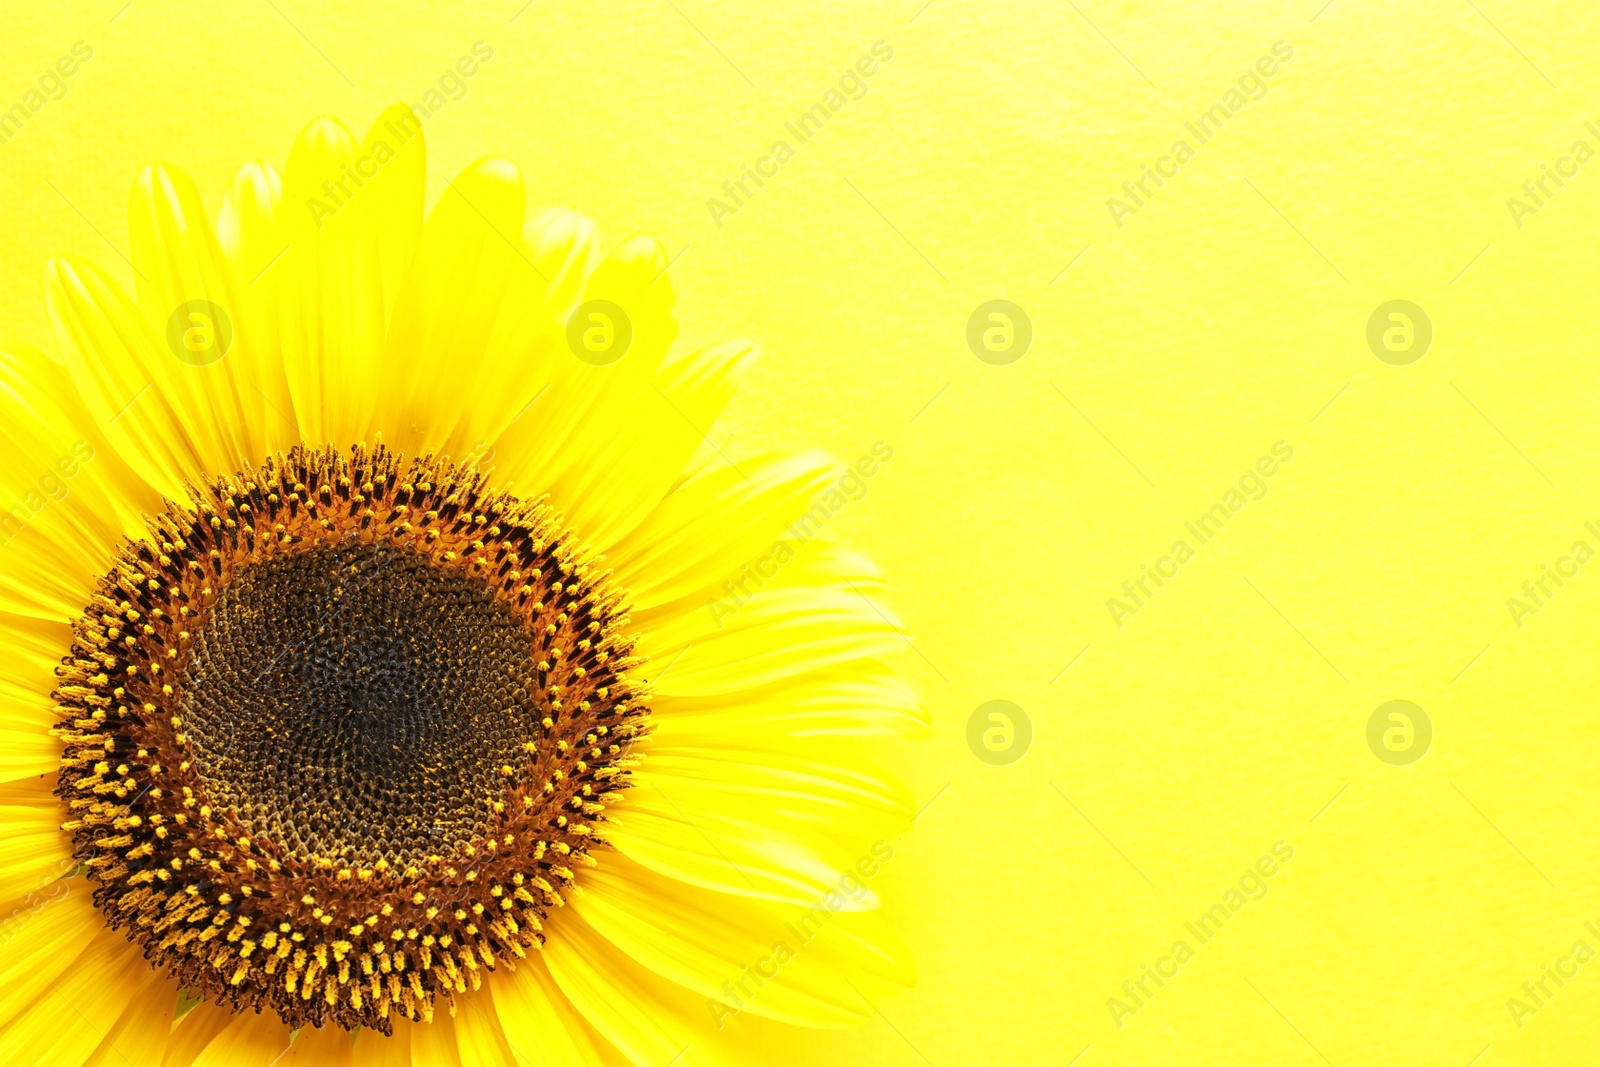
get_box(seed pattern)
[51,444,649,1033]
[183,541,547,867]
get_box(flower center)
[51,445,649,1034]
[182,540,545,868]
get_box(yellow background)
[5,1,1600,1063]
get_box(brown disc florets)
[51,444,649,1033]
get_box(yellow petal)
[641,589,904,698]
[427,206,604,489]
[428,206,606,470]
[160,1001,232,1067]
[607,452,841,612]
[0,802,74,908]
[651,663,929,741]
[488,234,677,516]
[0,613,72,783]
[0,879,99,1029]
[0,342,154,545]
[572,853,913,1028]
[409,1005,461,1067]
[0,722,58,786]
[357,105,426,324]
[276,116,388,447]
[523,207,601,325]
[0,928,151,1065]
[0,344,161,784]
[548,340,758,551]
[629,749,914,843]
[82,965,180,1067]
[45,256,208,500]
[217,161,298,453]
[371,156,527,458]
[0,343,155,626]
[542,909,736,1067]
[605,786,877,910]
[129,163,268,471]
[350,1021,411,1067]
[190,1006,293,1067]
[452,993,516,1067]
[285,1023,353,1063]
[217,161,284,294]
[489,954,624,1067]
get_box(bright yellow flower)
[0,107,925,1066]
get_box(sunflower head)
[52,443,648,1032]
[0,106,925,1065]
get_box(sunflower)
[0,106,926,1066]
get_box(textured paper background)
[4,1,1600,1064]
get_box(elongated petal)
[45,256,206,502]
[350,1022,412,1067]
[217,161,297,451]
[285,1024,353,1063]
[357,104,426,324]
[0,612,74,783]
[490,954,625,1067]
[453,992,516,1067]
[608,452,841,613]
[0,928,152,1065]
[628,750,914,844]
[651,664,929,741]
[0,880,99,1029]
[606,786,878,909]
[543,909,736,1067]
[276,117,388,447]
[82,965,180,1067]
[161,1002,233,1067]
[436,206,602,468]
[0,802,74,908]
[189,1007,293,1067]
[489,235,677,522]
[409,1006,461,1067]
[130,163,268,470]
[372,156,527,458]
[557,340,758,552]
[573,854,912,1028]
[642,587,904,698]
